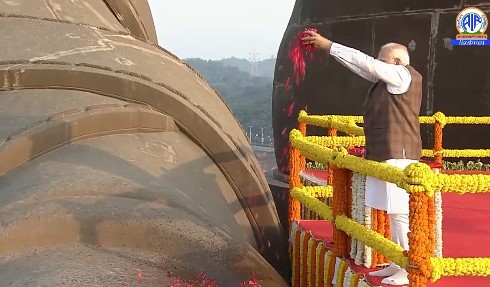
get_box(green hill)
[184,57,275,146]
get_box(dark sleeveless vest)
[363,66,423,161]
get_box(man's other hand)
[302,30,333,51]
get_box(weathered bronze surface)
[0,1,289,285]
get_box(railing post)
[288,123,307,232]
[326,127,337,215]
[432,112,446,164]
[408,191,434,287]
[288,146,301,231]
[371,209,391,267]
[327,128,337,187]
[299,122,307,170]
[434,120,443,164]
[331,167,352,258]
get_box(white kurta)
[329,43,412,94]
[365,159,418,214]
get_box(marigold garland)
[299,122,307,136]
[300,232,311,287]
[370,209,392,266]
[325,249,334,287]
[299,110,490,163]
[408,192,433,287]
[326,252,336,287]
[350,172,371,266]
[292,228,301,287]
[422,148,490,158]
[430,257,490,281]
[377,210,392,265]
[442,115,490,124]
[328,128,337,137]
[374,209,389,265]
[292,186,333,198]
[434,121,443,164]
[332,167,351,257]
[371,207,379,268]
[351,273,361,287]
[316,243,326,287]
[346,170,353,249]
[361,205,373,268]
[305,135,366,148]
[428,196,436,260]
[289,111,490,287]
[384,210,391,257]
[327,128,337,191]
[301,110,490,129]
[434,191,443,258]
[343,267,354,287]
[290,188,334,221]
[290,129,490,195]
[309,239,319,287]
[299,123,307,171]
[419,112,490,125]
[335,260,348,286]
[289,146,302,231]
[335,215,409,268]
[298,110,364,136]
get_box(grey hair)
[380,43,410,66]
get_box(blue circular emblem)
[456,7,488,34]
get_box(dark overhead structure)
[273,1,490,175]
[0,1,289,286]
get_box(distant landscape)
[184,57,276,146]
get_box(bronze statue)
[0,1,289,286]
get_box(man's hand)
[302,30,333,51]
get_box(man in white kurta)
[303,31,422,286]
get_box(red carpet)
[299,170,490,286]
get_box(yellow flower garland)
[324,251,333,286]
[350,273,361,287]
[298,111,364,136]
[419,112,490,126]
[419,112,447,128]
[290,187,334,221]
[335,260,348,286]
[290,129,409,186]
[430,257,490,281]
[422,149,490,158]
[290,186,408,268]
[292,228,301,287]
[301,110,490,131]
[308,238,319,286]
[335,215,409,268]
[300,232,312,287]
[290,129,490,195]
[292,186,334,198]
[304,135,366,148]
[316,243,324,286]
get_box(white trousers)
[365,158,418,214]
[365,158,414,254]
[389,213,409,251]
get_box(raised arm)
[329,43,411,94]
[302,31,411,94]
[329,43,377,83]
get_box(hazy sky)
[147,0,296,60]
